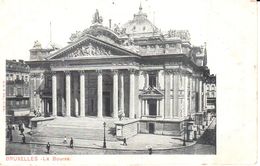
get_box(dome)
[122,4,158,36]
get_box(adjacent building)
[27,6,214,137]
[205,74,216,117]
[6,60,31,125]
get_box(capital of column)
[64,71,71,76]
[96,69,102,75]
[128,68,136,74]
[49,72,56,78]
[79,70,86,75]
[111,69,118,75]
[164,69,173,75]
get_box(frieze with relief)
[66,43,112,58]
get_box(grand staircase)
[32,117,117,141]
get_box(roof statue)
[92,9,103,24]
[203,42,208,66]
[33,40,42,49]
[167,30,191,41]
[69,31,82,42]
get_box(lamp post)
[183,118,187,146]
[103,122,106,148]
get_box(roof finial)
[139,2,142,12]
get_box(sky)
[0,0,211,69]
[0,0,257,75]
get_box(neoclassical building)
[27,6,211,136]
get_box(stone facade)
[6,60,31,124]
[27,7,213,136]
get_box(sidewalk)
[7,118,216,151]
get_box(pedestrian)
[123,138,127,146]
[63,136,67,144]
[70,137,73,148]
[46,142,50,154]
[22,134,26,144]
[148,148,152,155]
[9,131,13,142]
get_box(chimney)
[109,19,112,29]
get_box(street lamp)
[183,118,187,146]
[103,122,106,148]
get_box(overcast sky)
[0,0,257,74]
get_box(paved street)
[6,118,216,154]
[6,139,215,155]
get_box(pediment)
[142,87,164,96]
[47,35,138,60]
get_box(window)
[24,88,28,96]
[16,75,19,80]
[149,74,156,87]
[132,26,136,31]
[143,26,146,31]
[17,88,22,96]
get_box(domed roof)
[122,4,158,36]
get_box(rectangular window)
[149,74,156,87]
[17,88,22,96]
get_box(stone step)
[34,126,116,141]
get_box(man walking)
[46,142,50,154]
[123,138,127,146]
[70,137,73,148]
[22,134,26,144]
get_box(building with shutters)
[6,59,31,125]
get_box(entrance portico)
[50,68,136,119]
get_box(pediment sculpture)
[66,43,111,58]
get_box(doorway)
[148,99,157,116]
[148,123,155,134]
[103,92,111,117]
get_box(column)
[40,99,45,115]
[112,70,119,119]
[97,70,103,118]
[198,79,202,112]
[74,74,79,117]
[52,72,57,116]
[141,100,144,117]
[60,74,65,116]
[145,72,149,89]
[156,100,160,116]
[203,82,207,111]
[164,70,170,119]
[129,69,135,119]
[65,71,71,117]
[169,72,173,119]
[80,71,85,117]
[184,74,188,117]
[173,71,178,118]
[144,100,148,115]
[34,75,37,110]
[119,73,124,115]
[189,76,193,115]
